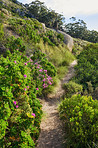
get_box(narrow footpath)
[36,60,77,148]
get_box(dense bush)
[8,17,64,47]
[65,17,98,43]
[5,36,26,52]
[31,49,57,77]
[45,30,64,46]
[59,95,98,148]
[0,48,54,147]
[0,23,4,41]
[74,43,98,90]
[57,33,64,42]
[8,18,41,43]
[63,81,83,98]
[43,35,55,46]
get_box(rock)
[57,30,74,51]
[0,44,7,55]
[1,8,9,15]
[41,23,46,33]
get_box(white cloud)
[20,0,98,17]
[40,0,98,17]
[19,0,98,31]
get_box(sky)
[18,0,98,31]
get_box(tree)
[65,17,98,43]
[65,17,87,38]
[28,0,65,30]
[28,0,45,19]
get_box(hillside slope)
[0,0,76,80]
[0,0,97,148]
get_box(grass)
[72,38,90,56]
[35,39,75,79]
[35,39,75,65]
[57,66,68,79]
[1,9,75,93]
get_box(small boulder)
[0,44,7,55]
[1,8,9,15]
[41,23,46,33]
[57,30,74,51]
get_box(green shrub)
[0,23,4,41]
[8,18,41,43]
[92,87,98,100]
[75,43,98,90]
[59,95,98,148]
[0,12,5,22]
[57,33,64,41]
[43,36,55,46]
[0,48,54,147]
[63,81,83,97]
[5,36,26,52]
[45,30,62,46]
[31,49,57,77]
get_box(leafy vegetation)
[0,47,56,147]
[63,81,83,98]
[0,0,98,147]
[35,39,75,79]
[1,0,98,44]
[59,95,98,148]
[72,38,90,56]
[5,36,26,52]
[0,23,4,41]
[74,43,98,91]
[8,18,41,43]
[27,0,65,30]
[8,17,65,47]
[65,17,98,43]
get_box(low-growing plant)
[31,48,57,77]
[63,81,83,98]
[74,43,98,90]
[43,30,64,46]
[59,95,98,148]
[43,36,55,46]
[57,33,64,41]
[0,48,54,147]
[5,36,26,52]
[8,18,41,43]
[0,23,4,41]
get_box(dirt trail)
[36,60,77,148]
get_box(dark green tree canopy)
[28,0,65,30]
[65,17,98,43]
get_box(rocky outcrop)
[41,23,46,33]
[57,30,73,52]
[0,44,7,55]
[1,8,9,15]
[42,23,73,51]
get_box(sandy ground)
[36,60,77,148]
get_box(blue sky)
[18,0,98,31]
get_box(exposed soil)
[36,60,77,148]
